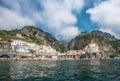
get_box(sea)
[0,59,120,81]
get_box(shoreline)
[0,58,58,61]
[0,58,112,61]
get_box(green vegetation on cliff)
[68,30,120,57]
[0,27,120,55]
[0,26,65,52]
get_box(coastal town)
[0,39,109,60]
[0,0,120,81]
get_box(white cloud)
[0,0,84,40]
[38,0,84,40]
[86,0,120,38]
[0,0,35,30]
[58,27,80,40]
[0,6,34,30]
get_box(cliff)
[68,30,118,59]
[91,30,116,41]
[0,27,120,59]
[0,26,64,52]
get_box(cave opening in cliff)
[0,55,10,58]
[92,53,96,58]
[20,56,29,58]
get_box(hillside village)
[0,26,119,60]
[0,39,111,60]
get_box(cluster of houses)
[9,40,102,60]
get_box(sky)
[0,0,120,41]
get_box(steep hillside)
[0,26,65,52]
[91,30,116,40]
[68,32,106,50]
[68,30,119,57]
[0,28,120,56]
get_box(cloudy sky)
[0,0,120,41]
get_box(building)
[11,40,39,53]
[86,41,99,53]
[11,40,40,58]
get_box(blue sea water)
[0,59,120,81]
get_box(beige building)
[85,41,99,53]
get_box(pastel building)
[85,41,99,53]
[11,40,39,53]
[38,45,57,55]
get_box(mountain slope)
[91,30,116,40]
[0,26,64,52]
[68,30,119,58]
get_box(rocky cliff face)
[91,30,116,41]
[21,26,59,47]
[0,27,119,59]
[0,26,64,52]
[68,32,106,50]
[20,26,67,52]
[68,31,117,59]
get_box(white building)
[11,40,39,53]
[11,40,58,59]
[86,41,99,53]
[38,45,57,55]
